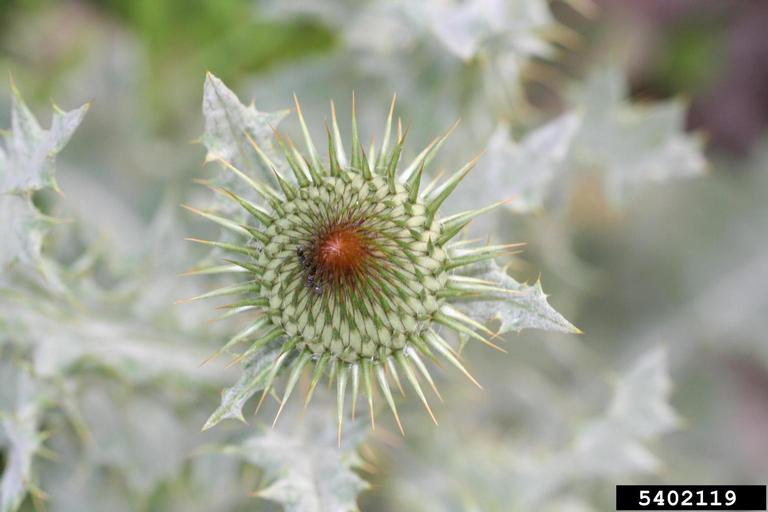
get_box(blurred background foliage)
[1,0,767,511]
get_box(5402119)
[615,485,766,510]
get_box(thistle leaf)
[0,88,86,269]
[415,0,554,61]
[0,194,48,268]
[571,67,706,206]
[1,300,231,385]
[453,259,578,334]
[574,347,680,476]
[201,73,289,193]
[608,347,680,439]
[467,115,580,214]
[0,359,43,512]
[223,410,369,512]
[203,347,279,430]
[0,86,88,194]
[77,386,187,493]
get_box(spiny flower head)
[187,95,521,437]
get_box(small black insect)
[298,245,323,294]
[304,271,323,295]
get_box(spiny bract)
[187,95,524,436]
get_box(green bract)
[260,173,446,361]
[188,91,556,436]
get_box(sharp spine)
[425,153,483,219]
[375,364,404,435]
[396,351,437,424]
[293,94,321,174]
[272,350,312,426]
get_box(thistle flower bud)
[188,95,521,436]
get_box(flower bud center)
[317,226,369,277]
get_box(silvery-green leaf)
[608,347,680,439]
[41,470,132,512]
[343,3,417,54]
[389,420,583,512]
[573,347,678,476]
[455,259,578,334]
[0,360,42,512]
[602,122,706,206]
[201,73,289,192]
[1,301,230,386]
[571,67,706,206]
[0,86,88,193]
[415,0,554,61]
[572,419,660,476]
[223,410,368,512]
[573,67,625,121]
[464,114,580,214]
[78,386,187,493]
[35,422,134,512]
[202,347,279,430]
[421,0,489,61]
[0,194,48,268]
